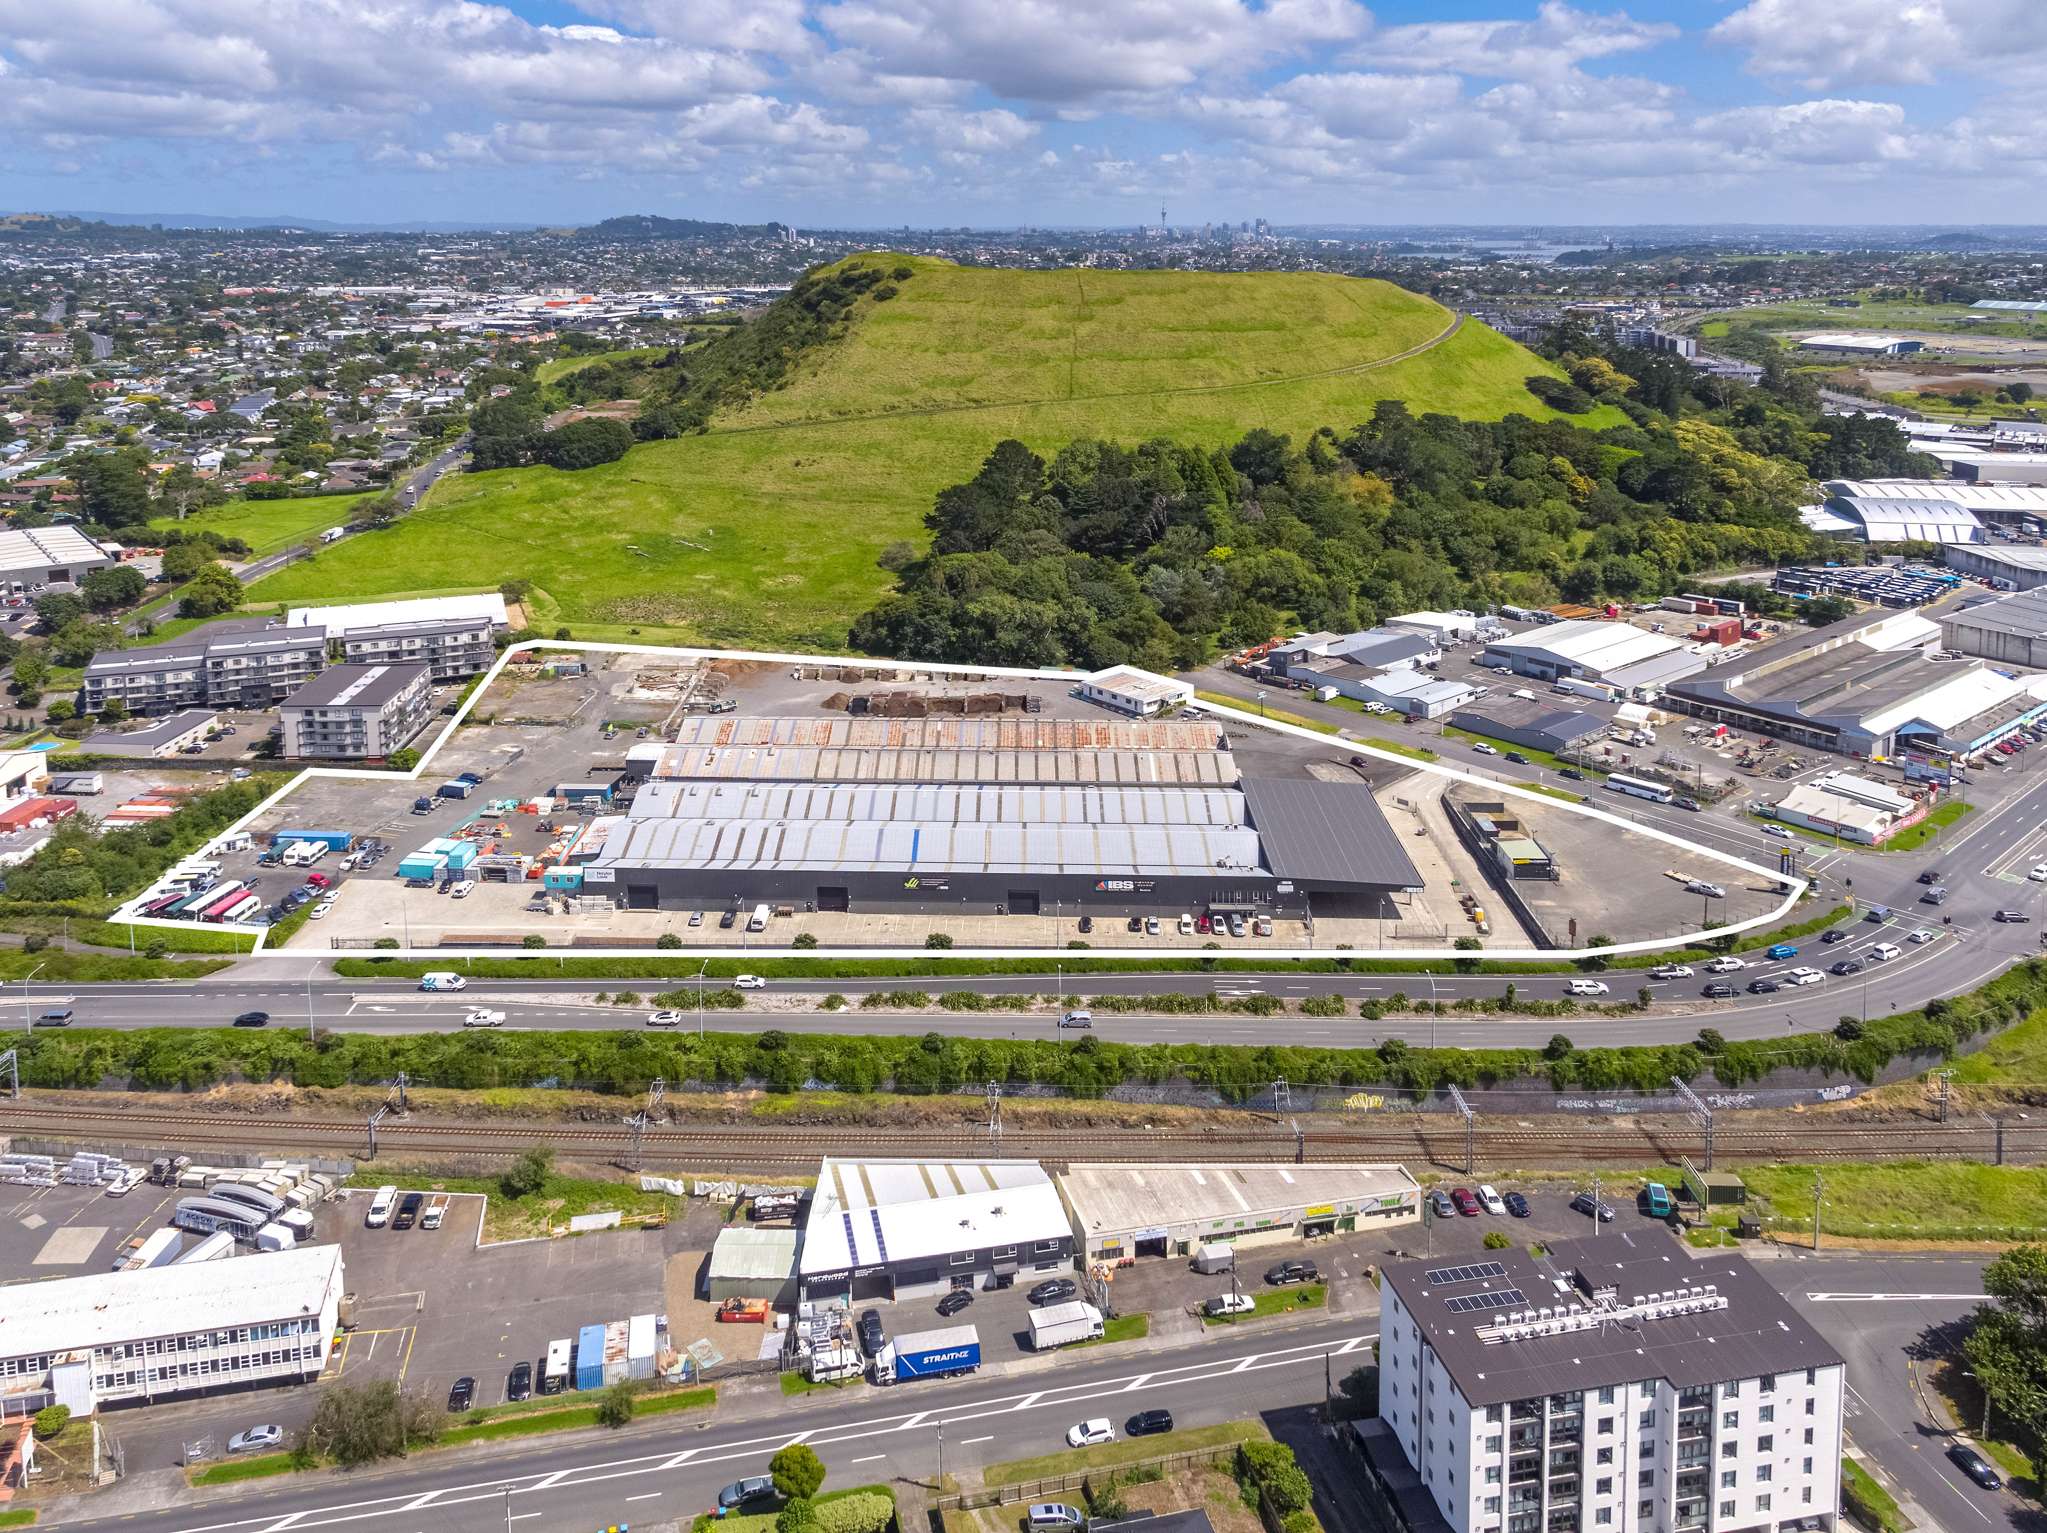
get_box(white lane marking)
[850,1455,887,1464]
[1123,1374,1152,1392]
[510,1515,543,1522]
[626,1494,663,1502]
[1805,1292,1986,1302]
[398,1493,438,1512]
[960,1436,995,1446]
[1932,1470,1994,1523]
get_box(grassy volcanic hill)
[250,256,1618,649]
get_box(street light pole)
[1423,968,1437,1049]
[696,955,710,1039]
[20,960,46,1031]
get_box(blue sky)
[0,0,2041,228]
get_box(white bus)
[1603,772,1674,805]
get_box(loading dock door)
[817,886,851,913]
[625,884,658,910]
[1007,890,1042,915]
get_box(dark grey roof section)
[1240,777,1423,891]
[282,662,429,710]
[81,707,216,752]
[1383,1233,1843,1408]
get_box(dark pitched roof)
[1240,777,1424,891]
[1382,1232,1842,1408]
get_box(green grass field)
[248,257,1621,649]
[535,346,674,386]
[150,491,380,556]
[983,1421,1265,1487]
[1696,296,2047,342]
[1742,1161,2047,1243]
[1950,1005,2047,1085]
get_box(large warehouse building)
[0,1244,343,1418]
[1479,620,1706,697]
[1943,544,2047,591]
[1943,588,2047,669]
[597,715,1423,919]
[1060,1162,1420,1263]
[798,1158,1073,1303]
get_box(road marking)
[626,1493,663,1502]
[1805,1293,1986,1302]
[662,1450,700,1469]
[398,1493,438,1512]
[960,1436,994,1446]
[850,1455,887,1463]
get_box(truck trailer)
[1027,1301,1105,1351]
[872,1324,980,1384]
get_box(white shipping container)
[627,1313,657,1381]
[123,1228,183,1270]
[175,1231,236,1264]
[254,1222,295,1252]
[603,1320,631,1386]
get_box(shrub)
[596,1380,636,1427]
[657,932,683,949]
[821,993,847,1010]
[772,1443,827,1500]
[501,1146,552,1198]
[1482,1230,1511,1250]
[812,1493,894,1533]
[33,1405,70,1440]
[793,933,819,950]
[1085,1475,1129,1520]
[778,1500,816,1533]
[1237,1441,1313,1516]
[521,934,547,949]
[924,932,953,949]
[1300,994,1346,1017]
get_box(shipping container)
[49,772,103,795]
[603,1320,631,1386]
[119,1227,183,1270]
[575,1323,607,1391]
[174,1230,235,1264]
[444,841,479,870]
[436,780,476,799]
[627,1313,657,1381]
[873,1325,980,1384]
[267,829,354,851]
[254,1221,295,1251]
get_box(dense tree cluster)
[1964,1245,2047,1459]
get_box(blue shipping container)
[436,781,475,800]
[575,1323,607,1391]
[267,829,355,851]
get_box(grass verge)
[1841,1458,1910,1533]
[0,1511,40,1528]
[1072,1312,1151,1349]
[781,1371,859,1396]
[1880,801,1975,853]
[1194,691,1341,736]
[1743,1162,2047,1244]
[341,1167,681,1241]
[190,1452,299,1487]
[1202,1284,1327,1326]
[0,949,232,980]
[984,1421,1266,1487]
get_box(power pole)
[1672,1076,1715,1171]
[366,1103,390,1159]
[1932,1069,1954,1125]
[1447,1082,1475,1177]
[0,1047,16,1101]
[1811,1170,1823,1252]
[623,1078,666,1170]
[985,1081,1002,1150]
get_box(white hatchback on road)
[1567,979,1610,996]
[1067,1419,1115,1447]
[1706,956,1747,973]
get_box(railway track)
[2,1102,2040,1171]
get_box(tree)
[1801,595,1855,628]
[53,618,123,668]
[1964,1244,2047,1445]
[11,650,50,695]
[535,418,633,471]
[32,590,85,631]
[595,1380,637,1428]
[501,1146,553,1198]
[777,1499,817,1533]
[1544,1034,1574,1060]
[387,748,420,771]
[771,1443,827,1501]
[178,562,243,618]
[656,932,682,949]
[81,564,146,612]
[32,1405,71,1440]
[45,698,75,723]
[301,1381,444,1467]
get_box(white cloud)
[1711,0,2047,90]
[1360,1,1675,81]
[907,107,1040,152]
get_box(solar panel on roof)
[1445,1288,1527,1315]
[1426,1261,1507,1285]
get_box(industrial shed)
[1059,1163,1420,1262]
[707,1227,801,1306]
[1943,588,2047,668]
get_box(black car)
[506,1361,532,1402]
[1126,916,1143,933]
[233,1011,269,1027]
[1127,1409,1175,1437]
[393,1192,423,1230]
[1265,1260,1319,1286]
[1831,959,1864,976]
[1918,869,1942,885]
[1747,978,1780,994]
[1820,928,1848,944]
[448,1376,475,1413]
[719,909,738,929]
[1078,915,1093,933]
[1996,910,2032,923]
[1701,983,1737,998]
[1558,767,1585,781]
[1503,1191,1531,1218]
[936,1289,974,1317]
[856,1309,885,1357]
[1946,1444,2003,1490]
[1504,751,1530,765]
[1028,1278,1079,1305]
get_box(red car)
[1450,1187,1481,1217]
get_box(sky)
[1,0,2044,230]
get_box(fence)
[933,1443,1242,1512]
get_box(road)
[88,332,112,361]
[233,435,470,584]
[57,1320,1376,1533]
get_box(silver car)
[228,1425,285,1454]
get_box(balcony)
[1549,1453,1582,1475]
[1512,1429,1544,1451]
[1548,1478,1580,1502]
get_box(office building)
[1479,622,1705,697]
[279,663,432,760]
[1374,1235,1843,1533]
[1077,666,1195,717]
[0,1244,343,1417]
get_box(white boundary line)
[113,640,1805,962]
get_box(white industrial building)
[0,1244,343,1418]
[1944,544,2047,592]
[1798,332,1923,356]
[1820,480,2047,543]
[1370,1235,1843,1533]
[1942,588,2047,669]
[1479,621,1705,697]
[285,592,510,634]
[0,525,119,587]
[1059,1162,1419,1262]
[1389,612,1502,644]
[1077,666,1194,717]
[797,1158,1074,1304]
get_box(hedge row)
[14,956,2041,1096]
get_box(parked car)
[1067,1419,1115,1448]
[1429,1189,1456,1219]
[1471,742,1499,756]
[718,1477,777,1514]
[227,1425,284,1454]
[1477,1184,1507,1215]
[1127,1409,1175,1437]
[232,1011,269,1027]
[1144,916,1161,936]
[1265,1260,1320,1286]
[1701,983,1738,998]
[1450,1187,1482,1216]
[506,1361,533,1401]
[1078,915,1094,933]
[936,1289,974,1318]
[1028,1507,1086,1531]
[448,1377,475,1413]
[1504,751,1530,765]
[1570,1192,1616,1222]
[1762,823,1791,839]
[1204,1293,1256,1316]
[1558,767,1585,781]
[1947,1445,2003,1490]
[1028,1278,1079,1305]
[856,1309,885,1356]
[393,1192,422,1230]
[1503,1191,1531,1218]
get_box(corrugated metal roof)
[666,716,1223,752]
[800,1159,1067,1277]
[1240,778,1424,890]
[644,745,1240,786]
[0,1244,341,1357]
[630,779,1249,827]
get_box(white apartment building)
[1376,1236,1842,1533]
[0,1244,343,1418]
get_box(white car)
[734,975,767,990]
[450,879,476,899]
[1685,882,1726,900]
[1706,956,1748,973]
[1066,1418,1115,1447]
[308,903,330,921]
[2031,864,2047,883]
[1649,964,1694,979]
[1204,1293,1256,1317]
[1477,1184,1507,1215]
[1909,928,1938,944]
[461,1008,506,1028]
[1177,913,1195,935]
[647,1010,685,1028]
[1761,824,1791,839]
[1471,742,1499,756]
[1785,968,1823,986]
[1567,979,1610,996]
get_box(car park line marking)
[959,1435,995,1445]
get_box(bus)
[141,891,189,918]
[197,882,252,922]
[167,882,225,919]
[1603,773,1674,805]
[207,893,262,925]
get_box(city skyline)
[2,0,2043,229]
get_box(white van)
[745,903,770,932]
[449,879,475,899]
[1869,942,1902,962]
[365,1185,397,1228]
[419,971,467,992]
[320,526,347,544]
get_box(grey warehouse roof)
[1239,778,1424,890]
[645,744,1240,786]
[666,716,1224,752]
[1943,586,2047,638]
[1383,1233,1842,1407]
[630,779,1250,828]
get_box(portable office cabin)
[627,1314,657,1381]
[575,1323,607,1390]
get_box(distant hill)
[2,209,540,234]
[252,255,1609,649]
[570,214,790,242]
[1914,231,2002,251]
